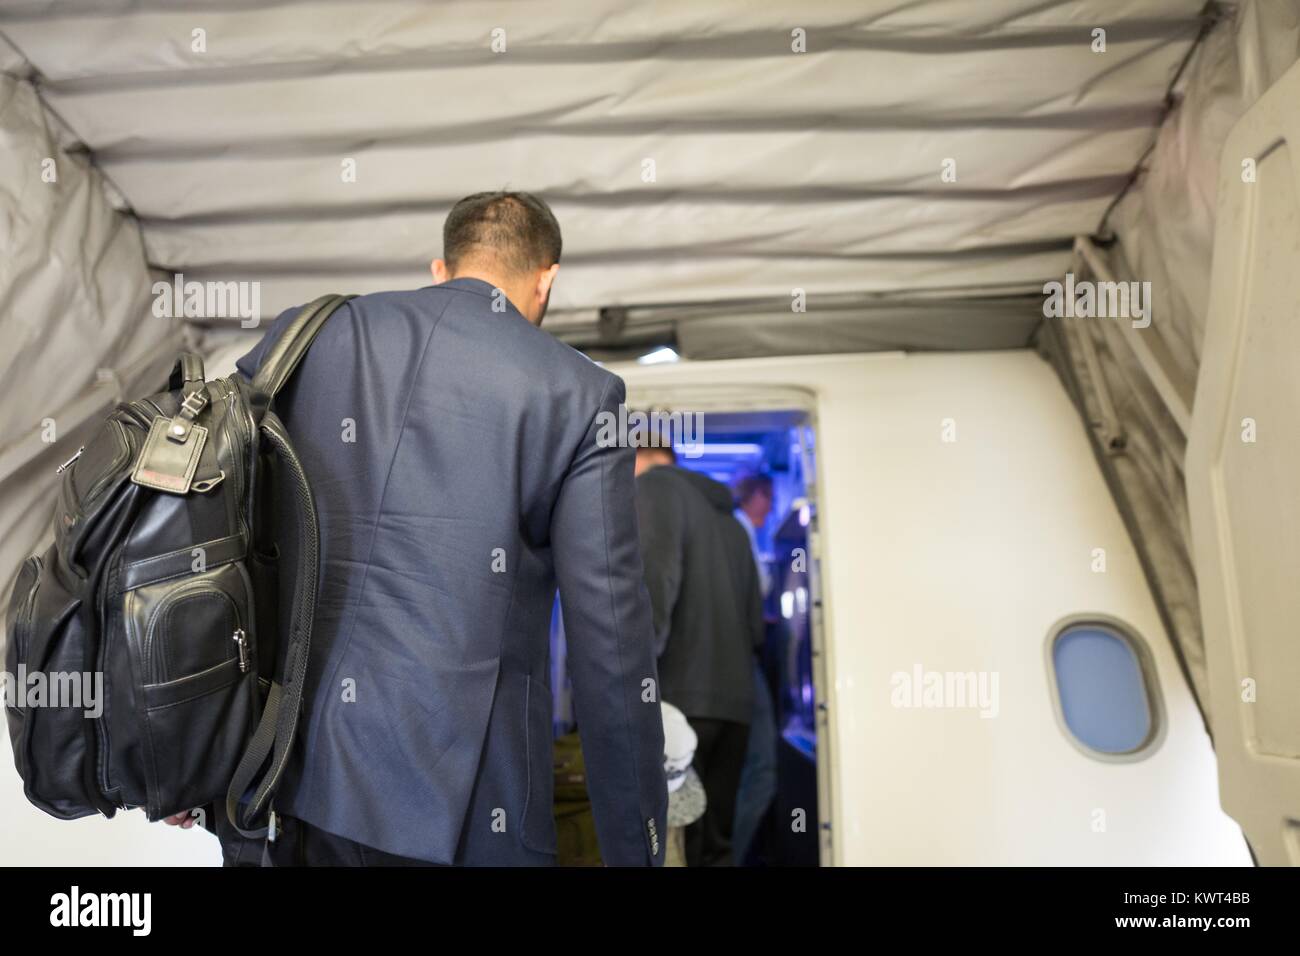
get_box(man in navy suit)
[204,192,668,865]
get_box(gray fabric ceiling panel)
[177,245,1077,325]
[34,39,1190,154]
[0,0,1209,351]
[0,74,177,630]
[677,297,1043,358]
[139,192,1110,271]
[103,126,1151,219]
[5,1,1205,85]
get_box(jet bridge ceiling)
[0,0,1208,358]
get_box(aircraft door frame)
[1186,58,1300,866]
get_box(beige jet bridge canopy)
[1,0,1210,358]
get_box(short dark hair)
[443,191,562,276]
[733,473,773,506]
[627,412,677,461]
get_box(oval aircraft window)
[1048,621,1160,758]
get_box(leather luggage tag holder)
[131,417,208,494]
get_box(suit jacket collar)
[438,276,497,298]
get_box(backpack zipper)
[232,628,250,672]
[55,447,84,475]
[95,548,122,803]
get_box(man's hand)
[163,810,200,829]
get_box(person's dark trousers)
[732,659,778,863]
[261,814,450,866]
[195,801,264,867]
[684,718,751,867]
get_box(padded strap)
[250,293,355,401]
[225,411,321,838]
[226,293,351,837]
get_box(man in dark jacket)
[181,192,668,866]
[634,442,765,866]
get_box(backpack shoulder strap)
[225,408,321,839]
[251,293,356,400]
[225,291,351,838]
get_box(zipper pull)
[233,628,250,673]
[55,446,85,475]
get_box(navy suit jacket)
[236,278,667,865]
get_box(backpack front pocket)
[128,561,254,686]
[4,555,42,677]
[142,656,254,818]
[120,559,257,817]
[4,546,102,819]
[145,585,242,684]
[3,555,43,780]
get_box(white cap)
[660,701,697,793]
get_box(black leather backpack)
[4,293,353,838]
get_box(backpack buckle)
[166,389,209,444]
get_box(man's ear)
[535,263,560,306]
[431,259,451,284]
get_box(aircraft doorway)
[546,404,826,866]
[672,407,823,866]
